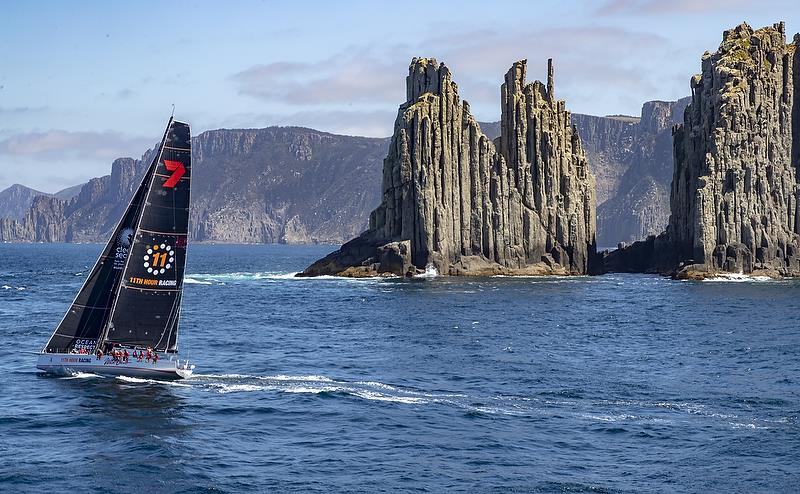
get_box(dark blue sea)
[1,243,798,493]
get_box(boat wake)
[115,375,191,387]
[190,373,448,405]
[62,371,104,380]
[183,374,776,429]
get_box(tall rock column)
[668,22,800,275]
[500,59,596,272]
[303,57,596,277]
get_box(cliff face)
[668,22,800,276]
[0,195,67,242]
[301,58,596,277]
[0,128,387,244]
[571,99,690,247]
[0,184,48,221]
[190,127,387,244]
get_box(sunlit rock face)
[668,22,800,276]
[302,57,597,277]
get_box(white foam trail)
[115,375,191,387]
[1,285,11,290]
[195,373,333,382]
[63,372,103,379]
[262,374,333,382]
[184,277,212,285]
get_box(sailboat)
[37,117,195,379]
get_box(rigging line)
[153,287,180,350]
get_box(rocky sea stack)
[300,58,596,277]
[606,22,800,278]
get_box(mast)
[102,118,192,352]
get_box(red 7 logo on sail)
[163,160,185,188]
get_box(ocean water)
[1,243,798,493]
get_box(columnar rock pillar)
[668,22,800,275]
[303,57,597,277]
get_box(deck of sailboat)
[37,352,192,380]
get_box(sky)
[0,0,798,192]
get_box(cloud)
[0,106,49,115]
[228,24,673,122]
[413,25,672,117]
[232,51,406,106]
[0,130,152,161]
[197,109,396,138]
[116,88,136,99]
[595,0,751,15]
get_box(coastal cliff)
[0,128,387,244]
[572,99,690,247]
[300,58,596,277]
[607,22,800,278]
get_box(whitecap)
[415,264,439,278]
[702,272,775,282]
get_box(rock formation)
[301,58,596,277]
[0,128,388,244]
[606,21,800,278]
[572,99,690,247]
[0,184,49,221]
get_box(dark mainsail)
[42,151,158,353]
[104,119,192,352]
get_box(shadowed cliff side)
[300,58,597,277]
[606,21,800,279]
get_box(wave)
[701,272,775,282]
[414,264,439,278]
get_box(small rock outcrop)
[301,58,596,277]
[607,22,800,278]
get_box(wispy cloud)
[196,109,396,138]
[0,106,49,115]
[0,130,151,161]
[595,0,751,15]
[232,51,406,106]
[228,24,673,124]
